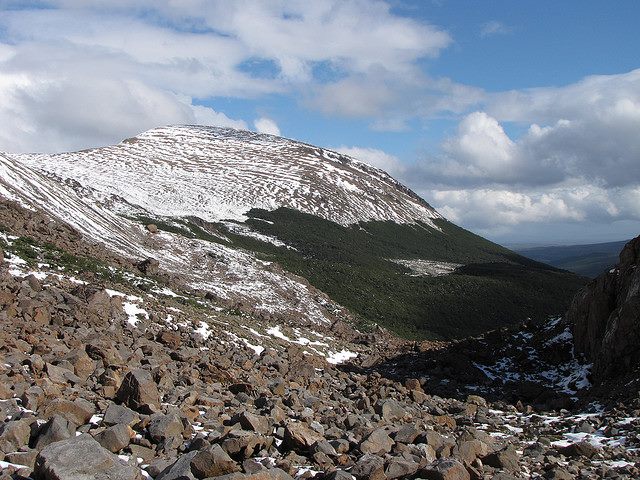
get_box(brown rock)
[116,369,161,414]
[420,458,470,480]
[190,444,240,478]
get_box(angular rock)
[360,428,394,455]
[284,422,324,451]
[34,415,76,450]
[350,454,385,480]
[42,398,94,425]
[0,418,31,453]
[238,411,270,435]
[94,424,131,453]
[557,441,599,459]
[116,369,161,414]
[190,444,240,478]
[385,458,419,479]
[419,458,470,480]
[482,445,520,472]
[156,451,197,480]
[148,413,185,443]
[375,399,406,422]
[103,403,140,427]
[34,433,143,480]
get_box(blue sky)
[0,0,639,245]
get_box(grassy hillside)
[136,208,586,340]
[516,240,629,278]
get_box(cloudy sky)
[0,0,639,246]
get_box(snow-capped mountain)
[5,125,441,227]
[0,125,584,340]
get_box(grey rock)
[116,369,161,414]
[34,415,76,450]
[34,433,143,480]
[190,444,240,478]
[94,424,131,453]
[419,458,470,480]
[103,403,139,427]
[156,451,197,480]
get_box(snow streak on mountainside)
[0,152,341,327]
[11,125,441,227]
[0,125,442,329]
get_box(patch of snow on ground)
[266,325,291,341]
[222,221,294,250]
[326,349,358,364]
[390,259,461,276]
[194,321,213,340]
[122,302,149,327]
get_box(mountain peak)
[10,124,440,228]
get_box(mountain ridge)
[0,125,585,339]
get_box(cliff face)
[570,235,640,381]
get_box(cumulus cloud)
[253,117,281,136]
[0,0,459,151]
[336,146,406,177]
[398,69,640,239]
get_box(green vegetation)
[0,229,128,284]
[128,209,587,340]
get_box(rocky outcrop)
[569,235,640,381]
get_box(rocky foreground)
[1,206,639,479]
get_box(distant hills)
[516,240,631,278]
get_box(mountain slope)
[516,240,629,277]
[0,125,586,339]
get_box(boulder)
[360,428,394,455]
[34,415,76,450]
[349,454,385,480]
[419,458,470,480]
[0,418,31,453]
[94,424,131,453]
[42,398,94,425]
[34,433,143,480]
[190,444,240,478]
[116,369,161,414]
[284,422,324,451]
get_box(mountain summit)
[0,125,584,339]
[6,125,441,227]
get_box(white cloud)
[480,21,513,38]
[336,146,405,176]
[253,117,281,136]
[0,1,457,151]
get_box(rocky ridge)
[1,195,639,480]
[569,235,640,384]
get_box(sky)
[0,1,639,246]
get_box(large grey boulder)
[34,433,143,480]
